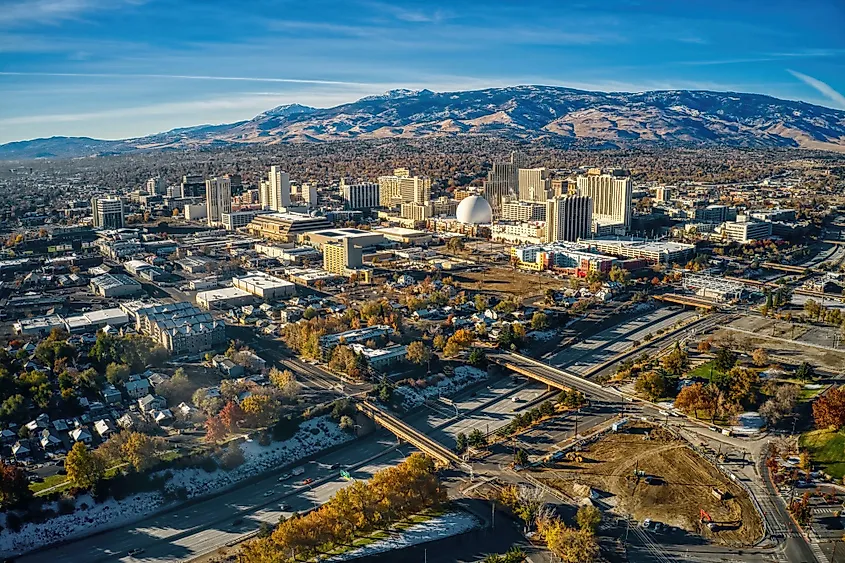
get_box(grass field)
[686,361,722,382]
[800,429,845,480]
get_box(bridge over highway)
[487,351,623,404]
[356,400,461,467]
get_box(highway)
[544,307,696,375]
[18,436,407,563]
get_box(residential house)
[1,429,16,443]
[151,409,174,425]
[94,419,117,438]
[39,429,63,451]
[102,384,122,405]
[12,441,31,459]
[25,413,50,433]
[147,373,170,390]
[138,394,166,414]
[52,419,69,433]
[117,412,145,431]
[125,376,151,399]
[70,427,93,444]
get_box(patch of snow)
[528,330,557,342]
[0,416,351,558]
[329,511,480,561]
[393,366,488,411]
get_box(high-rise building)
[146,177,165,195]
[205,176,232,227]
[501,199,546,222]
[264,166,291,211]
[544,195,592,243]
[91,197,125,230]
[302,183,318,208]
[518,168,551,202]
[181,175,205,198]
[576,171,632,230]
[377,168,430,207]
[324,237,363,274]
[654,186,671,203]
[341,181,380,210]
[483,162,518,217]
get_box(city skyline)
[1,0,844,143]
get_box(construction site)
[536,422,764,547]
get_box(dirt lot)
[538,423,763,547]
[450,266,553,301]
[717,317,845,372]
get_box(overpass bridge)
[761,262,809,274]
[652,294,716,310]
[488,352,623,404]
[356,400,461,467]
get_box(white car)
[263,490,274,497]
[642,518,652,529]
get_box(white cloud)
[0,0,144,26]
[0,71,374,87]
[787,70,845,109]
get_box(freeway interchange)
[20,306,816,563]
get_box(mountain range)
[2,85,845,160]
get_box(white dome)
[456,195,493,225]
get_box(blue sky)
[1,0,844,143]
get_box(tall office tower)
[510,150,527,169]
[226,173,243,196]
[576,171,632,230]
[90,197,125,230]
[181,175,205,198]
[205,176,232,227]
[341,181,380,210]
[483,161,519,217]
[267,166,291,210]
[302,183,318,208]
[378,169,431,207]
[544,195,592,243]
[259,180,271,210]
[518,168,551,202]
[146,177,165,195]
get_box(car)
[329,463,341,470]
[263,490,274,497]
[278,472,292,481]
[641,518,652,529]
[511,396,520,403]
[291,467,305,476]
[280,503,291,511]
[128,548,145,556]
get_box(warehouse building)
[232,271,296,300]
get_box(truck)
[612,418,629,432]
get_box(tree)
[467,428,487,449]
[474,294,489,312]
[576,505,602,534]
[697,339,712,353]
[796,361,816,382]
[241,394,279,427]
[531,311,549,331]
[121,432,163,472]
[446,237,465,253]
[675,383,709,419]
[0,394,26,423]
[219,401,245,431]
[339,415,355,433]
[205,416,227,443]
[303,306,317,320]
[468,347,487,367]
[513,448,529,466]
[760,384,799,425]
[66,442,105,490]
[406,341,432,366]
[713,348,738,373]
[0,462,32,508]
[433,334,447,351]
[455,432,468,454]
[813,387,845,429]
[269,368,300,399]
[752,348,769,367]
[544,521,599,563]
[635,371,667,401]
[661,346,689,376]
[105,363,131,385]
